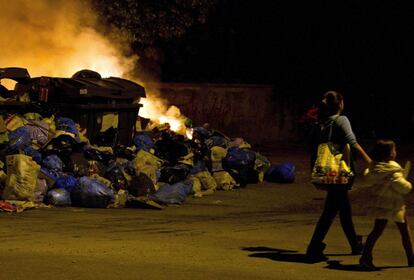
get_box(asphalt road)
[0,147,413,280]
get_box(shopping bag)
[311,142,353,190]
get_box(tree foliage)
[91,0,216,48]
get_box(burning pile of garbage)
[0,69,295,213]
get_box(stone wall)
[145,83,300,146]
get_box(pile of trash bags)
[0,108,295,212]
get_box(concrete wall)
[145,83,300,146]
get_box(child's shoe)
[408,255,414,267]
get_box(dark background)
[158,1,414,140]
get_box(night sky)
[161,1,414,139]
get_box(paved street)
[0,148,413,280]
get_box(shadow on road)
[325,260,408,272]
[242,246,312,264]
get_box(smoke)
[0,0,188,134]
[0,0,137,78]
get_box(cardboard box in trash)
[0,68,146,145]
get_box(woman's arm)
[336,116,372,168]
[352,143,372,169]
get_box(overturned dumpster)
[0,67,145,146]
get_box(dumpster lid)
[2,68,146,100]
[35,74,146,100]
[0,67,31,83]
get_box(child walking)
[359,139,414,270]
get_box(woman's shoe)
[306,242,327,263]
[359,257,379,271]
[351,235,364,255]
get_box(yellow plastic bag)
[2,154,41,201]
[213,171,237,191]
[133,150,163,185]
[5,114,26,131]
[194,171,217,191]
[311,143,353,189]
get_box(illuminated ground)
[0,148,413,280]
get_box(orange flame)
[138,94,189,135]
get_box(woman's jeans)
[308,189,359,251]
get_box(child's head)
[371,139,397,162]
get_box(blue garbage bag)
[8,126,31,150]
[46,188,72,206]
[150,180,193,205]
[42,154,64,171]
[71,176,115,208]
[133,133,154,152]
[40,167,60,182]
[23,146,42,164]
[56,117,79,141]
[264,163,295,183]
[192,127,211,139]
[205,136,229,148]
[189,160,207,175]
[222,147,256,170]
[55,175,78,193]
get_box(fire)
[0,0,189,136]
[138,96,188,135]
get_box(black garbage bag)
[158,164,191,185]
[187,137,209,163]
[71,176,115,208]
[226,168,248,188]
[68,152,90,177]
[104,162,129,191]
[154,132,188,164]
[83,147,115,166]
[128,172,156,197]
[91,127,119,148]
[125,195,164,210]
[114,145,135,161]
[41,133,81,163]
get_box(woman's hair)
[317,90,343,121]
[370,139,396,162]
